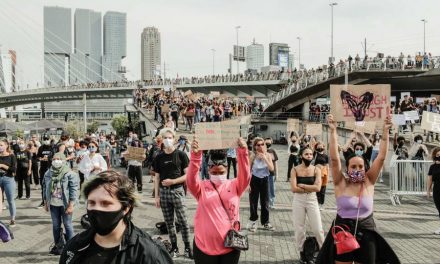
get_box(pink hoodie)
[186,147,250,256]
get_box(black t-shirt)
[78,239,119,264]
[37,145,54,169]
[0,154,17,176]
[16,151,31,170]
[314,152,329,166]
[153,150,189,183]
[428,163,440,183]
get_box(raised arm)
[236,138,251,196]
[328,115,343,185]
[358,131,372,148]
[186,139,203,199]
[367,115,392,183]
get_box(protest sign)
[184,90,193,97]
[246,96,254,101]
[219,94,228,100]
[125,147,146,161]
[416,97,426,104]
[306,123,322,136]
[316,98,329,106]
[421,111,440,133]
[431,94,440,102]
[345,121,376,134]
[161,104,170,113]
[195,119,240,150]
[210,91,220,97]
[392,114,406,126]
[287,118,300,132]
[330,84,391,123]
[403,110,419,121]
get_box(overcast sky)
[1,0,439,87]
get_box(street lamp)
[421,19,427,54]
[297,37,301,69]
[235,26,241,74]
[211,49,216,75]
[330,2,338,63]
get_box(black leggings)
[128,165,142,191]
[434,183,440,218]
[193,240,240,264]
[31,161,39,185]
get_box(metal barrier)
[389,160,431,205]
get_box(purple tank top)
[336,195,373,219]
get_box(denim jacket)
[43,168,79,208]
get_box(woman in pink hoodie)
[186,138,250,264]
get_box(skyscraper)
[102,11,126,82]
[269,43,290,68]
[141,27,161,81]
[44,6,71,87]
[246,39,264,71]
[0,50,14,93]
[71,8,102,84]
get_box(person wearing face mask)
[146,136,163,189]
[176,135,190,157]
[186,138,250,264]
[316,114,400,264]
[393,134,409,160]
[79,141,107,181]
[75,141,89,189]
[290,147,324,263]
[313,142,329,209]
[59,170,173,263]
[247,137,275,232]
[15,140,32,200]
[369,132,383,182]
[0,139,17,227]
[287,133,302,182]
[153,128,192,258]
[98,135,112,168]
[265,137,278,209]
[409,135,428,161]
[427,147,440,235]
[43,153,79,255]
[37,135,54,208]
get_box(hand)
[94,165,101,170]
[237,138,246,148]
[383,115,392,130]
[155,197,161,208]
[27,170,32,176]
[161,179,174,187]
[0,164,5,170]
[191,137,199,153]
[65,205,74,215]
[247,186,251,193]
[44,203,48,212]
[327,114,337,131]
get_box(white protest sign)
[403,110,419,121]
[392,114,406,126]
[345,121,376,134]
[421,111,440,133]
[195,119,240,150]
[306,123,322,136]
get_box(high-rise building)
[269,43,290,68]
[102,11,126,82]
[246,39,264,71]
[44,6,71,87]
[288,54,294,70]
[141,27,161,81]
[71,9,102,84]
[0,50,14,93]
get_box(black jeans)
[31,161,39,185]
[171,112,179,129]
[128,165,142,191]
[193,240,240,264]
[39,166,49,202]
[17,168,30,198]
[227,157,237,179]
[287,154,298,181]
[434,183,440,218]
[316,185,327,205]
[249,176,270,225]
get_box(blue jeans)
[268,174,276,206]
[49,205,74,244]
[0,176,16,219]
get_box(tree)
[14,129,24,139]
[111,115,129,136]
[64,121,84,139]
[87,121,100,134]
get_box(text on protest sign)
[195,119,240,150]
[125,147,146,161]
[421,111,440,133]
[330,84,391,122]
[345,121,376,134]
[287,118,300,132]
[306,123,322,136]
[403,110,419,121]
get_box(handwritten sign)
[421,111,440,133]
[330,84,391,122]
[287,118,300,132]
[195,119,240,150]
[184,90,193,97]
[210,91,220,97]
[403,110,419,121]
[125,147,146,161]
[306,123,322,136]
[392,114,406,126]
[345,121,376,134]
[161,104,170,113]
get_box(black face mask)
[87,209,125,236]
[435,157,440,161]
[316,148,324,152]
[398,141,404,147]
[265,143,272,148]
[302,158,312,167]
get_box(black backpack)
[303,236,319,263]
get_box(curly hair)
[432,147,440,161]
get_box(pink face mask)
[210,174,227,184]
[347,170,365,183]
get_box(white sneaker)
[434,228,440,235]
[247,221,257,232]
[379,178,384,183]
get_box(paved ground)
[1,143,440,263]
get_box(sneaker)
[36,202,45,209]
[170,248,179,258]
[379,178,384,183]
[247,221,257,232]
[49,244,62,256]
[184,247,193,259]
[434,228,440,235]
[9,220,16,227]
[263,223,275,231]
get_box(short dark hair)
[353,142,365,150]
[414,135,423,142]
[397,136,405,142]
[345,154,368,169]
[83,170,136,222]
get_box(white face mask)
[52,160,64,168]
[163,138,174,148]
[416,140,422,144]
[43,140,50,145]
[210,173,227,184]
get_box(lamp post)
[297,37,301,69]
[211,49,216,75]
[235,26,241,74]
[330,2,338,63]
[421,19,427,54]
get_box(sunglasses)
[255,143,265,147]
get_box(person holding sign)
[427,147,440,235]
[186,138,250,264]
[316,114,400,264]
[125,140,145,193]
[247,138,275,232]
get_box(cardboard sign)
[306,123,322,136]
[287,118,300,132]
[184,90,193,97]
[345,121,376,134]
[403,110,419,121]
[219,94,228,100]
[431,94,440,102]
[210,91,220,97]
[421,111,440,133]
[240,115,251,125]
[125,147,146,161]
[330,84,391,122]
[161,104,170,113]
[392,114,406,126]
[195,119,240,150]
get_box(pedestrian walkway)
[1,145,440,263]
